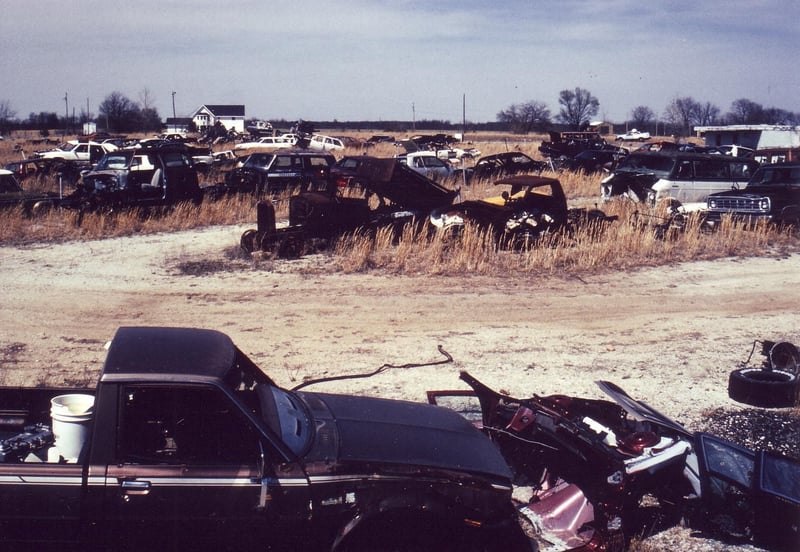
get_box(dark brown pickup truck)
[0,327,530,551]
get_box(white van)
[601,152,758,209]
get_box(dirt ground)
[1,224,798,551]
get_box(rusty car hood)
[304,391,512,480]
[355,157,457,212]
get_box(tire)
[240,229,257,253]
[728,367,800,408]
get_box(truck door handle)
[121,480,151,496]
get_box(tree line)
[1,88,798,138]
[496,87,800,137]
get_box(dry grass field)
[1,131,797,277]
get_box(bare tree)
[0,99,16,134]
[629,106,655,131]
[99,91,142,132]
[696,102,721,126]
[727,98,764,124]
[555,87,599,130]
[497,101,551,134]
[662,96,702,136]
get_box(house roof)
[194,104,245,117]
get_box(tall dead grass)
[2,133,796,276]
[332,203,794,277]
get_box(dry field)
[1,131,798,551]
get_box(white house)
[191,105,246,133]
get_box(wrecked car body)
[428,372,800,551]
[705,162,800,228]
[429,175,616,248]
[240,156,458,257]
[60,146,203,213]
[457,152,548,184]
[600,151,758,208]
[0,169,59,215]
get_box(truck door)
[0,462,84,544]
[102,384,299,549]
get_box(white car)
[399,151,453,180]
[615,129,651,142]
[234,134,298,152]
[308,134,345,152]
[35,141,119,163]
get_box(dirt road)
[2,224,798,550]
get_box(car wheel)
[728,367,799,408]
[240,229,257,253]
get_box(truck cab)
[0,327,529,551]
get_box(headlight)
[708,198,717,209]
[759,198,770,211]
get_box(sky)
[1,0,799,125]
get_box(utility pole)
[412,102,415,132]
[171,91,176,119]
[462,93,466,140]
[64,92,69,136]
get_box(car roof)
[101,326,236,382]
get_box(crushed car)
[240,156,458,257]
[538,131,611,160]
[428,371,800,552]
[429,175,617,248]
[0,169,59,215]
[456,152,548,184]
[705,162,800,228]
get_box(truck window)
[118,385,261,465]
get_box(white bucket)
[50,394,95,461]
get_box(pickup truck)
[34,140,119,164]
[0,326,530,551]
[615,129,651,142]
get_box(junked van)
[600,152,758,209]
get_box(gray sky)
[2,0,798,125]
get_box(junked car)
[61,145,203,212]
[600,151,758,209]
[34,140,118,164]
[0,326,531,550]
[216,150,335,197]
[398,151,454,181]
[615,129,651,141]
[234,134,299,152]
[430,175,616,248]
[240,156,458,257]
[0,169,59,214]
[429,371,800,552]
[309,134,345,152]
[456,152,548,184]
[705,162,800,228]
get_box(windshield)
[222,352,311,456]
[748,166,800,187]
[615,154,676,177]
[95,153,131,170]
[243,153,274,170]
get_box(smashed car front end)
[297,390,534,551]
